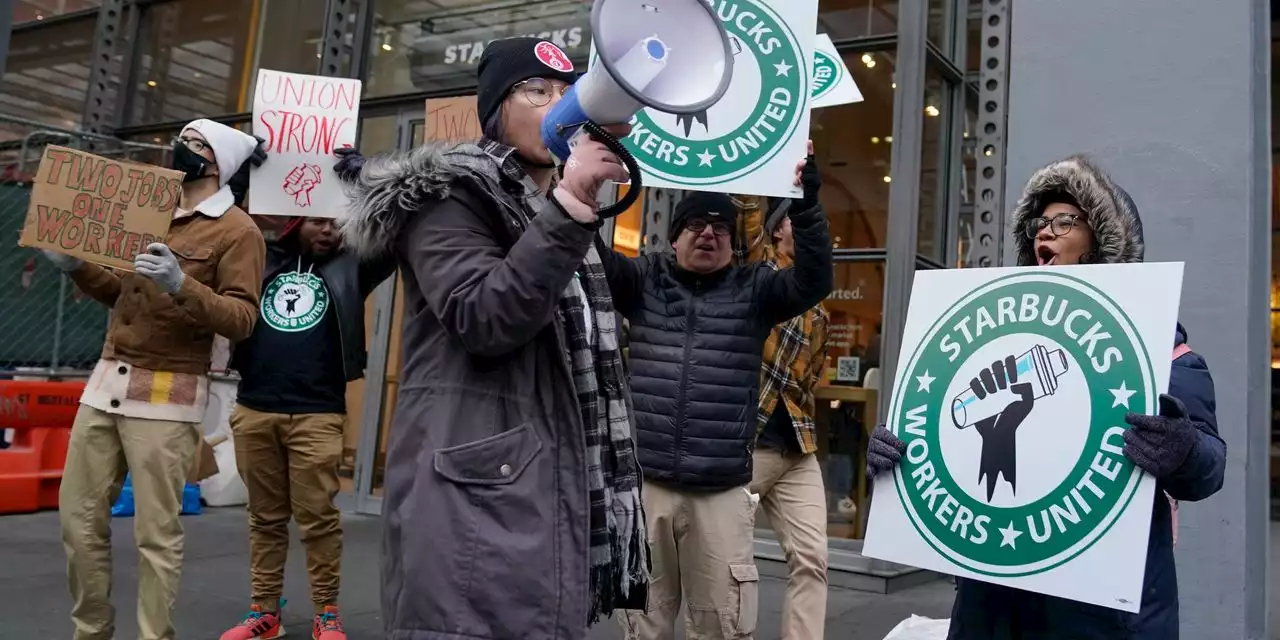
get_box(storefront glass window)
[917,66,949,260]
[927,0,951,54]
[819,0,897,41]
[957,85,978,267]
[13,0,99,24]
[813,49,895,250]
[0,16,95,136]
[127,0,322,127]
[365,0,591,98]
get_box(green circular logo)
[261,271,328,333]
[890,272,1156,577]
[622,0,807,186]
[811,49,841,100]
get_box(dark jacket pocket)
[433,424,544,486]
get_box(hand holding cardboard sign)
[40,249,83,272]
[134,243,185,294]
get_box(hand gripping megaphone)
[540,0,735,218]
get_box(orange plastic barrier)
[0,380,85,514]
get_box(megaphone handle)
[580,120,643,220]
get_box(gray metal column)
[0,0,12,80]
[642,187,680,256]
[972,0,1011,268]
[1002,0,1270,636]
[82,0,126,136]
[877,0,930,420]
[320,0,374,79]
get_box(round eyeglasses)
[511,78,570,108]
[686,219,733,237]
[1024,213,1084,239]
[173,136,210,153]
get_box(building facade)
[0,0,1270,632]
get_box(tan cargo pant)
[59,404,201,640]
[620,481,760,640]
[230,405,344,613]
[750,449,829,640]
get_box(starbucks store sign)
[442,27,587,65]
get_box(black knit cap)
[477,37,580,127]
[669,192,739,242]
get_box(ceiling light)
[871,136,880,144]
[147,80,157,87]
[925,105,940,117]
[861,54,872,64]
[984,148,994,157]
[883,176,892,183]
[892,82,897,89]
[382,42,393,51]
[865,59,876,68]
[886,136,894,143]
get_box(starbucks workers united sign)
[863,263,1185,612]
[618,0,818,199]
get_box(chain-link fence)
[0,115,171,378]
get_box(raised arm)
[592,234,652,318]
[67,262,124,307]
[171,225,267,342]
[402,191,594,358]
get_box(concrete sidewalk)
[0,507,955,639]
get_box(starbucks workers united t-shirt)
[236,255,347,415]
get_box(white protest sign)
[612,0,818,199]
[251,70,362,218]
[811,33,863,109]
[862,262,1184,612]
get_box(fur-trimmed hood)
[336,142,520,261]
[1011,155,1145,266]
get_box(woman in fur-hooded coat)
[944,155,1228,639]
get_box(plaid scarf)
[452,139,647,623]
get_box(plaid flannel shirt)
[733,195,830,455]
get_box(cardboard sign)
[18,146,179,271]
[251,70,363,218]
[425,95,482,144]
[862,262,1185,612]
[605,0,818,199]
[811,33,864,109]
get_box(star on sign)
[1110,381,1137,409]
[916,371,936,393]
[774,60,793,77]
[697,149,716,167]
[999,521,1023,549]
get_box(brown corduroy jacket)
[69,205,266,375]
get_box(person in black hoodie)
[866,155,1226,640]
[219,207,395,640]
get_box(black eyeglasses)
[686,219,733,237]
[511,78,571,108]
[173,136,210,153]
[1024,213,1084,239]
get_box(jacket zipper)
[672,280,699,480]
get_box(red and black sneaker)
[312,605,346,640]
[220,602,285,640]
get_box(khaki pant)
[230,405,344,613]
[59,404,201,640]
[750,450,828,640]
[621,481,759,640]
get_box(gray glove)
[866,424,906,480]
[40,249,83,272]
[1123,393,1198,479]
[134,243,185,294]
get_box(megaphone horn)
[541,0,736,218]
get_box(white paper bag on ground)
[881,615,950,640]
[200,438,248,507]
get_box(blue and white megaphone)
[540,0,735,218]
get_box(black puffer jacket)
[599,204,833,489]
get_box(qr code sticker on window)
[836,356,861,383]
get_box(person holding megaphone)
[865,156,1226,639]
[333,37,649,639]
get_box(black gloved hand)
[796,152,821,213]
[1123,393,1199,479]
[866,424,906,480]
[334,146,365,183]
[248,135,269,167]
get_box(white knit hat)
[181,119,258,188]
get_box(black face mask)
[172,142,213,183]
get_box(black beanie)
[477,37,580,128]
[669,192,739,242]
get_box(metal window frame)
[0,0,11,80]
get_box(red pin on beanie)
[534,41,575,73]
